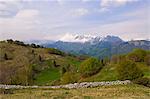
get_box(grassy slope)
[0,42,81,85]
[33,56,81,85]
[136,62,150,78]
[80,64,118,82]
[1,42,149,85]
[81,63,150,82]
[34,68,61,85]
[0,84,150,99]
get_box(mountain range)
[28,34,150,58]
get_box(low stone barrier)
[0,80,131,89]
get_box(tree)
[127,49,146,62]
[111,55,126,64]
[38,55,42,62]
[144,54,150,66]
[79,57,103,77]
[117,60,143,80]
[61,67,67,75]
[47,48,65,56]
[4,53,8,60]
[53,60,57,67]
[30,43,37,48]
[31,50,34,54]
[61,72,79,84]
[7,39,13,43]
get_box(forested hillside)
[0,40,82,85]
[0,40,150,87]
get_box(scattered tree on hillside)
[4,53,8,60]
[53,60,57,67]
[144,54,150,66]
[61,72,79,84]
[127,49,146,62]
[111,55,126,64]
[30,43,37,48]
[31,50,34,54]
[79,57,103,77]
[117,60,143,80]
[38,55,42,62]
[61,67,67,75]
[7,39,13,43]
[14,40,26,46]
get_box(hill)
[0,40,150,87]
[0,40,82,85]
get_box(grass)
[80,64,118,82]
[0,84,150,99]
[81,62,150,82]
[136,62,150,78]
[34,68,61,85]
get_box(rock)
[0,80,131,89]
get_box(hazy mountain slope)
[44,35,150,58]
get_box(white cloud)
[100,0,139,8]
[83,19,149,40]
[0,0,22,17]
[0,9,41,40]
[97,7,109,13]
[0,0,148,41]
[15,9,39,19]
[59,33,76,41]
[81,0,93,2]
[73,8,89,17]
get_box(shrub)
[0,89,14,94]
[127,49,147,62]
[61,72,79,84]
[111,55,126,64]
[144,54,150,66]
[117,60,143,80]
[47,48,65,56]
[133,77,150,87]
[79,57,103,77]
[6,39,13,43]
[4,53,8,60]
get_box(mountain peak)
[59,33,123,44]
[59,33,97,43]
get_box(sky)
[0,0,149,41]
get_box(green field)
[0,84,150,99]
[34,68,61,85]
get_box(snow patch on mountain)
[59,33,101,43]
[59,33,123,44]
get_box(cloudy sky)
[0,0,149,41]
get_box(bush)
[117,60,143,80]
[0,89,14,94]
[61,72,79,84]
[133,77,150,87]
[6,39,13,43]
[47,48,65,56]
[79,57,103,77]
[111,55,126,64]
[127,49,146,62]
[144,54,150,66]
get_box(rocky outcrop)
[0,80,131,89]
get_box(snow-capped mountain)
[59,33,123,44]
[40,34,149,59]
[59,33,98,43]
